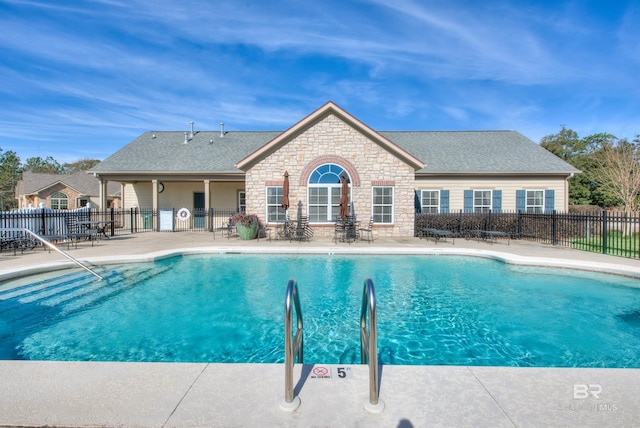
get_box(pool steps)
[0,265,172,325]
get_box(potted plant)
[231,213,260,240]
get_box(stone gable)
[245,114,416,237]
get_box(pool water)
[1,254,640,367]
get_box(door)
[194,192,205,229]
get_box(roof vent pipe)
[189,121,194,139]
[220,122,224,138]
[184,132,188,144]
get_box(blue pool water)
[1,254,640,367]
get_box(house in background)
[15,171,121,210]
[90,101,579,237]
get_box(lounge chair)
[423,227,455,245]
[465,229,510,245]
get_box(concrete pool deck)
[1,233,640,427]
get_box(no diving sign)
[310,366,352,380]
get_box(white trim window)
[421,190,440,213]
[526,190,544,213]
[474,190,492,213]
[238,191,246,212]
[372,186,394,223]
[308,163,348,223]
[51,191,68,210]
[266,187,285,222]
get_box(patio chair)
[213,217,236,239]
[334,219,348,243]
[358,217,374,243]
[290,217,313,242]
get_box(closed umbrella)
[281,171,290,211]
[339,171,349,219]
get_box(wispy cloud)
[0,0,638,162]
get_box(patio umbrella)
[281,171,290,211]
[339,171,349,219]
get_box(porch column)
[97,176,108,210]
[152,180,159,230]
[204,179,211,231]
[204,180,211,210]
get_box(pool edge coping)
[2,244,640,283]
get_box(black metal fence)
[0,207,242,237]
[4,207,638,259]
[416,210,640,259]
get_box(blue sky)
[1,0,638,164]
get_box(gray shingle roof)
[92,131,281,173]
[20,171,120,195]
[91,129,578,175]
[380,131,580,174]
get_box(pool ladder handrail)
[360,278,384,412]
[1,228,102,280]
[279,279,303,411]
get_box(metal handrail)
[1,228,102,280]
[361,278,383,411]
[281,279,303,411]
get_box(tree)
[590,136,640,212]
[540,127,595,206]
[63,158,101,174]
[540,126,586,161]
[22,156,64,174]
[0,149,22,210]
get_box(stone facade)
[245,114,417,237]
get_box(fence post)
[602,210,608,255]
[517,211,522,239]
[40,208,46,235]
[458,210,463,236]
[552,210,558,246]
[110,208,115,237]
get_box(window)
[50,192,68,210]
[308,164,348,222]
[372,186,394,223]
[421,190,440,213]
[473,190,492,213]
[238,191,246,212]
[526,190,544,213]
[266,187,286,222]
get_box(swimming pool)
[1,254,640,367]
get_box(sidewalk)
[2,232,639,280]
[1,233,639,427]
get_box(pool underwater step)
[0,272,90,301]
[58,265,172,314]
[0,265,172,324]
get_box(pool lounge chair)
[422,227,455,245]
[465,229,510,245]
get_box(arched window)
[308,163,349,222]
[50,192,68,210]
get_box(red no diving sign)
[310,366,352,379]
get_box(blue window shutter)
[545,190,555,212]
[464,190,473,213]
[414,190,422,213]
[440,190,450,213]
[492,190,502,212]
[516,190,526,212]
